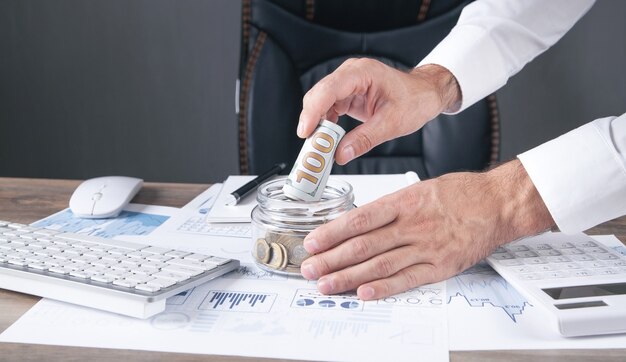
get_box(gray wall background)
[0,0,624,183]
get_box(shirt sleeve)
[518,114,626,233]
[418,0,595,113]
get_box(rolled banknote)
[283,120,345,201]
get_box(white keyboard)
[487,233,626,337]
[0,220,239,318]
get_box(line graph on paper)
[447,262,531,322]
[199,290,276,313]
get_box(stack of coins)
[253,230,310,274]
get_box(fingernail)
[303,238,319,254]
[297,122,304,137]
[359,286,375,300]
[300,262,318,279]
[341,144,355,162]
[318,277,334,294]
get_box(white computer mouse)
[69,176,143,218]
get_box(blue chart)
[33,209,168,238]
[291,289,364,311]
[447,262,531,322]
[199,290,276,313]
[167,288,193,305]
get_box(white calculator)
[486,232,626,337]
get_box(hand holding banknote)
[297,58,554,300]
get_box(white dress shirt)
[419,0,626,233]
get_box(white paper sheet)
[0,232,448,362]
[158,184,252,238]
[447,235,626,350]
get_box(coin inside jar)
[251,177,354,276]
[254,238,271,264]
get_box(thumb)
[335,120,391,165]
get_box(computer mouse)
[69,176,143,218]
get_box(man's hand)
[299,160,555,300]
[297,58,461,165]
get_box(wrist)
[410,64,461,113]
[486,159,555,242]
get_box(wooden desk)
[1,177,625,362]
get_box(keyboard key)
[151,271,190,282]
[135,284,161,292]
[586,247,608,254]
[113,279,137,288]
[520,273,541,280]
[512,266,536,274]
[184,253,210,262]
[562,262,582,270]
[166,258,207,270]
[203,256,231,266]
[125,274,156,284]
[146,254,173,263]
[91,275,116,283]
[574,240,598,248]
[596,268,619,275]
[161,265,203,277]
[532,244,553,250]
[539,271,571,279]
[146,278,176,289]
[165,250,190,258]
[142,246,172,255]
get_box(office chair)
[237,0,499,178]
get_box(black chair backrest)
[238,0,499,178]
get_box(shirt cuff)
[417,25,509,114]
[518,117,626,233]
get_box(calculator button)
[553,242,574,249]
[512,266,536,274]
[568,254,596,261]
[539,271,571,279]
[497,259,524,266]
[545,256,571,263]
[492,252,515,260]
[506,245,529,252]
[523,257,547,265]
[520,273,541,280]
[573,269,596,277]
[586,247,608,254]
[514,251,539,258]
[574,241,598,248]
[595,254,619,261]
[608,260,626,267]
[537,249,562,256]
[560,248,585,255]
[535,264,562,272]
[596,268,619,275]
[580,261,607,269]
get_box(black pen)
[224,163,287,206]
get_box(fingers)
[298,59,368,138]
[300,223,405,280]
[334,118,392,165]
[311,246,437,300]
[356,263,438,300]
[303,196,398,255]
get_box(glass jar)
[251,177,354,276]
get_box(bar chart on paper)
[199,291,276,313]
